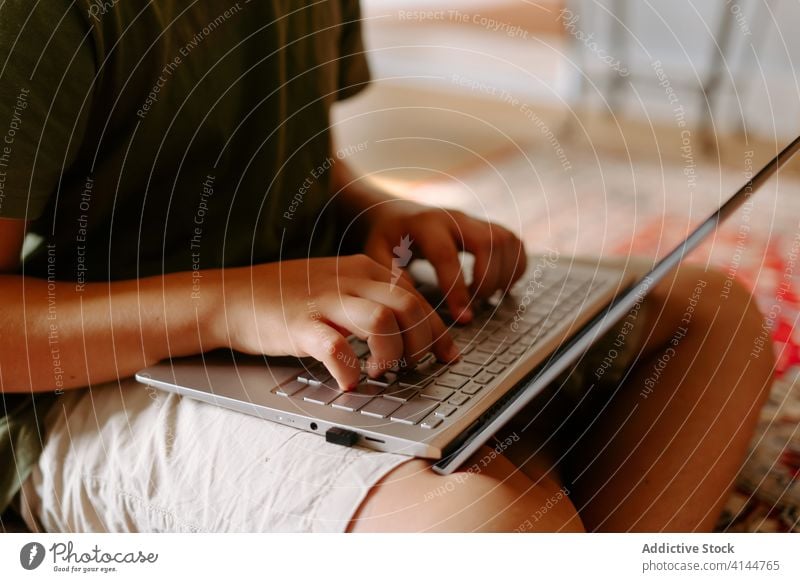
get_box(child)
[0,1,771,532]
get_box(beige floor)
[332,78,800,264]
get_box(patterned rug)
[405,142,800,531]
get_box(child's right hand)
[210,254,459,389]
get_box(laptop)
[136,136,800,475]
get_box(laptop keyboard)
[272,267,600,431]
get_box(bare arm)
[1,160,519,395]
[0,218,455,393]
[0,218,220,393]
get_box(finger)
[509,235,528,286]
[364,239,416,289]
[471,243,503,299]
[349,254,458,362]
[299,322,360,390]
[364,238,394,270]
[389,273,460,363]
[352,253,405,285]
[498,229,527,291]
[349,279,433,365]
[322,294,405,378]
[416,225,473,323]
[459,219,506,299]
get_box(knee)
[662,265,765,335]
[351,448,584,532]
[696,268,768,353]
[423,463,581,532]
[665,264,774,386]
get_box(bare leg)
[565,265,773,531]
[349,445,583,532]
[350,264,770,532]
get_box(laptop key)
[496,353,517,365]
[476,343,507,355]
[475,330,494,343]
[416,360,448,376]
[463,352,495,366]
[525,328,546,340]
[275,380,307,397]
[366,372,398,387]
[420,413,442,429]
[434,373,468,390]
[461,381,484,395]
[331,392,375,412]
[449,362,481,377]
[390,397,438,425]
[480,338,506,348]
[485,362,506,375]
[489,331,514,343]
[383,386,418,402]
[398,370,435,388]
[530,303,553,316]
[473,372,495,385]
[331,383,383,410]
[434,404,458,417]
[297,366,332,385]
[420,385,455,401]
[457,327,482,340]
[300,383,342,405]
[360,397,403,418]
[449,393,471,406]
[508,344,528,355]
[514,322,535,334]
[351,383,384,396]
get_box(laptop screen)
[433,134,800,475]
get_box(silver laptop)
[136,136,800,475]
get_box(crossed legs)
[350,264,773,532]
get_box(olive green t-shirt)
[0,0,369,513]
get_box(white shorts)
[18,378,410,532]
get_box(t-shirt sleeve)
[0,0,95,220]
[336,0,371,100]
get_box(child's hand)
[214,255,459,389]
[363,201,527,323]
